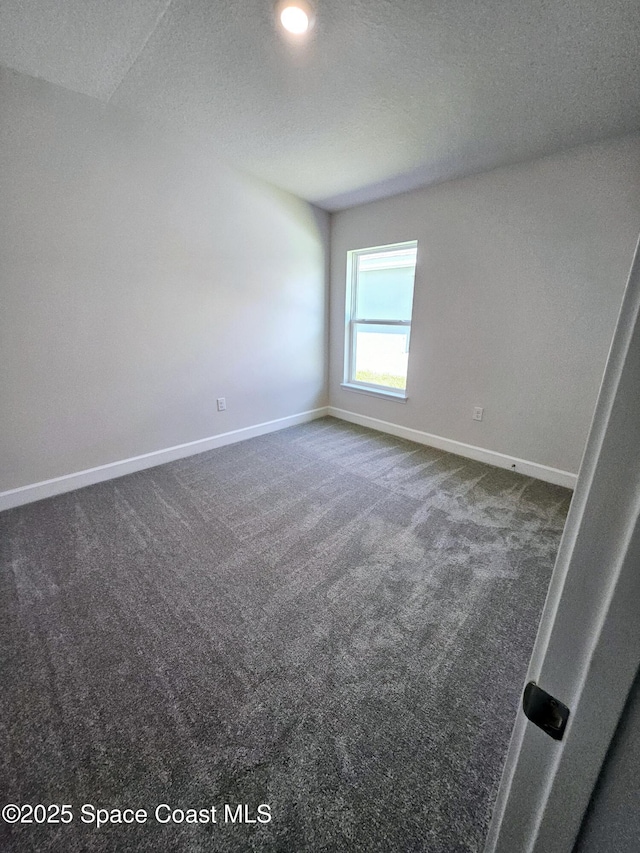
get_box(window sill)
[340,382,408,402]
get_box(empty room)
[1,1,640,852]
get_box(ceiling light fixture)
[276,0,315,36]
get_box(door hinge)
[523,681,570,741]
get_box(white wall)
[0,69,328,493]
[329,136,640,474]
[3,66,638,495]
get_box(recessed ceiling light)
[276,0,315,36]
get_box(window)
[343,241,418,399]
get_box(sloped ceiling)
[1,0,639,210]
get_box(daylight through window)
[344,241,418,396]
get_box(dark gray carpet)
[0,417,571,853]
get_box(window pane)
[353,323,409,390]
[355,248,416,321]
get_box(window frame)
[342,240,418,401]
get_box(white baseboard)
[0,407,330,512]
[328,407,577,489]
[0,405,576,511]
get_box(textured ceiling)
[1,0,639,210]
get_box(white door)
[484,235,640,853]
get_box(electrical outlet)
[216,397,226,412]
[473,406,484,421]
